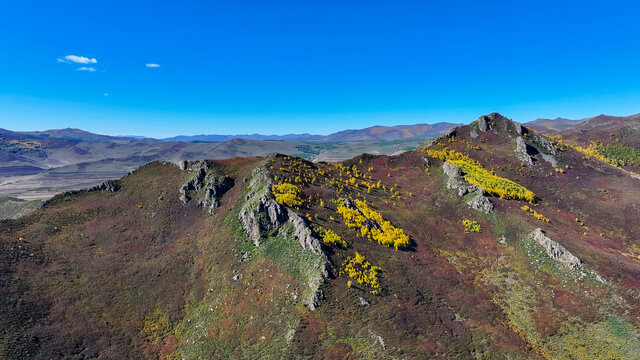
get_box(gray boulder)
[530,228,582,270]
[358,296,370,308]
[466,190,494,214]
[442,161,478,196]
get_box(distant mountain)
[20,128,152,143]
[525,117,583,133]
[526,113,640,135]
[160,122,461,143]
[556,113,640,134]
[527,113,640,147]
[160,133,320,142]
[324,122,460,142]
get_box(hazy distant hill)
[525,117,582,132]
[20,128,153,143]
[160,122,461,142]
[526,113,640,134]
[527,113,640,146]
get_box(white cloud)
[77,67,96,72]
[104,93,109,96]
[145,63,161,68]
[57,55,98,64]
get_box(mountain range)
[160,122,460,142]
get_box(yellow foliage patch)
[143,307,170,344]
[521,205,550,222]
[320,228,347,248]
[336,199,410,250]
[462,219,481,233]
[343,252,383,295]
[271,182,304,208]
[426,147,536,203]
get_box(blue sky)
[1,1,639,137]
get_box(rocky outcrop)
[288,210,325,256]
[286,211,330,310]
[475,112,527,136]
[308,290,326,311]
[530,228,582,270]
[241,193,287,245]
[179,162,208,204]
[239,163,332,309]
[239,166,287,245]
[466,190,494,214]
[540,153,558,168]
[442,162,494,214]
[443,161,477,197]
[476,115,490,132]
[177,160,209,171]
[86,180,120,193]
[197,174,234,214]
[177,160,234,214]
[528,229,606,283]
[514,136,534,166]
[532,133,558,156]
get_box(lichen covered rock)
[442,161,479,196]
[466,190,494,214]
[530,228,582,270]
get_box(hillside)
[1,113,639,359]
